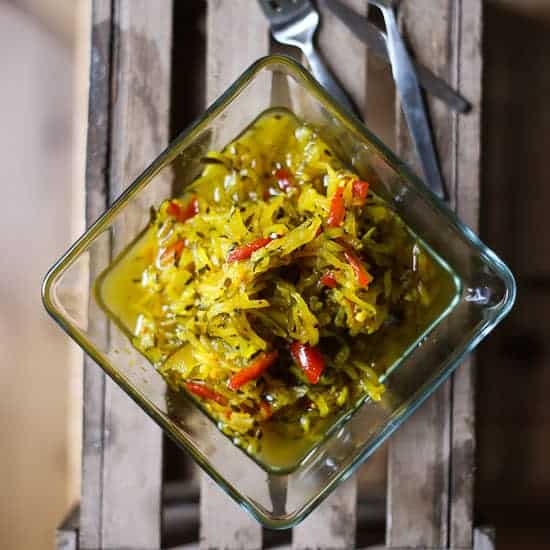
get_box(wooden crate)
[63,0,489,548]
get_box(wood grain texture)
[389,5,454,545]
[206,0,270,105]
[200,1,268,548]
[199,475,262,550]
[387,383,451,548]
[316,0,368,119]
[81,1,172,549]
[292,476,358,550]
[80,1,112,548]
[388,0,481,548]
[56,506,79,550]
[291,1,367,548]
[450,1,483,548]
[473,526,496,550]
[100,1,173,549]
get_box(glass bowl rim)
[42,54,516,528]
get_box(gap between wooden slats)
[387,0,480,548]
[291,1,368,549]
[81,1,173,549]
[200,1,269,549]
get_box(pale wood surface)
[315,0,369,117]
[79,1,114,548]
[449,2,483,547]
[81,1,173,549]
[387,1,481,548]
[101,2,173,549]
[56,506,79,550]
[388,4,453,547]
[473,526,496,550]
[292,476,358,550]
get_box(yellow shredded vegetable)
[97,109,457,469]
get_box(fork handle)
[301,41,361,118]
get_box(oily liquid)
[96,109,460,473]
[98,230,458,473]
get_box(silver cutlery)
[319,0,469,113]
[258,0,360,117]
[260,0,446,198]
[367,0,445,198]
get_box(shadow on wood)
[477,5,550,549]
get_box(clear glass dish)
[42,55,515,529]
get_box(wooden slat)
[206,0,270,112]
[200,1,269,548]
[387,385,451,548]
[80,1,113,548]
[315,0,369,116]
[387,1,481,548]
[450,356,475,549]
[291,1,367,548]
[473,527,496,550]
[450,1,483,548]
[56,506,79,550]
[292,477,358,550]
[101,1,173,549]
[81,1,173,548]
[389,1,452,545]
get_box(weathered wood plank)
[99,1,173,549]
[56,505,79,550]
[473,526,496,550]
[292,476,358,550]
[200,1,269,548]
[450,1,483,548]
[387,384,451,548]
[388,1,481,547]
[80,1,113,548]
[389,0,454,535]
[291,1,367,548]
[450,356,476,550]
[316,0,369,118]
[206,0,270,108]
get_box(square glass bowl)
[42,55,515,528]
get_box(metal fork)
[367,0,445,198]
[258,0,359,117]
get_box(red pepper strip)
[275,168,294,191]
[344,250,372,287]
[327,186,345,227]
[259,400,273,420]
[166,200,182,219]
[166,196,199,223]
[185,381,228,406]
[320,272,338,288]
[160,239,185,265]
[227,236,277,262]
[352,179,369,206]
[228,351,279,391]
[290,342,325,384]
